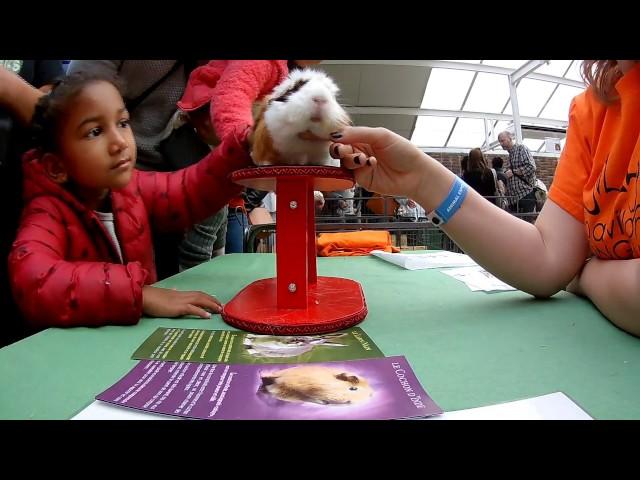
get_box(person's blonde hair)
[581,60,623,104]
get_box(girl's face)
[56,81,136,201]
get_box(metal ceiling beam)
[418,146,560,158]
[511,60,548,83]
[536,60,575,118]
[347,106,568,128]
[322,60,585,89]
[508,61,548,143]
[508,76,523,143]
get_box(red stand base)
[224,166,368,335]
[222,276,368,335]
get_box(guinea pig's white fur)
[259,365,373,405]
[250,69,351,166]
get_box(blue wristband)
[426,176,469,227]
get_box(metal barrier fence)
[244,194,541,254]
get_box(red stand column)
[276,177,309,308]
[307,186,317,285]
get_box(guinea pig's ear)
[260,374,277,387]
[335,373,359,383]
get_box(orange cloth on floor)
[317,231,400,257]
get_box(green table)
[1,253,639,419]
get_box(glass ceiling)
[412,60,586,154]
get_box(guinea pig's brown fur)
[249,100,280,166]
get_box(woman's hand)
[329,127,430,200]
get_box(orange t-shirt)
[548,63,640,260]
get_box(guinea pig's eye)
[349,386,358,391]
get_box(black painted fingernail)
[354,155,361,165]
[330,132,343,139]
[333,144,340,157]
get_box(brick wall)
[426,151,558,189]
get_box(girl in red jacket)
[8,71,253,329]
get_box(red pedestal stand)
[222,166,368,335]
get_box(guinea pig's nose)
[312,96,327,105]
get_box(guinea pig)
[250,69,351,167]
[259,365,373,405]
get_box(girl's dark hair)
[31,70,124,153]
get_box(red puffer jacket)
[9,128,252,329]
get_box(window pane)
[565,60,584,81]
[539,85,585,121]
[421,68,474,110]
[522,138,544,151]
[463,73,511,113]
[447,118,486,148]
[535,60,572,77]
[515,78,556,117]
[411,116,456,147]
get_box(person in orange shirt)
[329,60,640,337]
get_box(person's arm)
[136,126,252,232]
[567,257,640,336]
[66,60,121,77]
[210,60,288,139]
[330,127,590,298]
[0,66,45,125]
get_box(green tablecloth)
[1,253,639,419]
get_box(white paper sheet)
[72,401,176,420]
[439,266,516,292]
[371,250,478,270]
[73,392,590,420]
[428,392,592,420]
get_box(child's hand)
[142,286,223,319]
